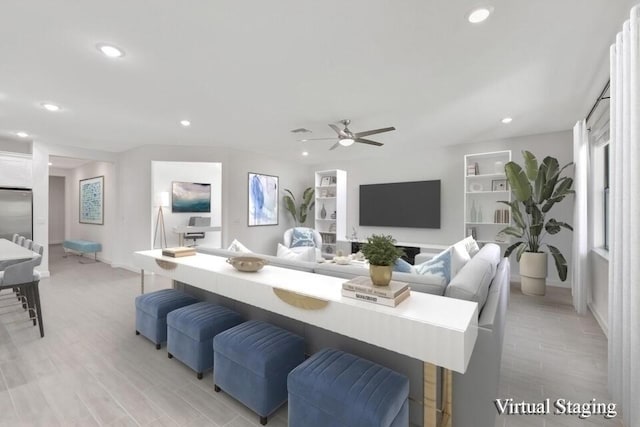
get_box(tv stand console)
[349,242,434,265]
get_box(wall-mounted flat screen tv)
[172,182,211,213]
[359,180,440,228]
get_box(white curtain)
[608,5,640,425]
[571,120,588,315]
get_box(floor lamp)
[153,191,169,249]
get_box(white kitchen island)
[133,249,479,427]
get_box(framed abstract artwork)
[79,175,104,225]
[172,181,211,212]
[248,172,279,226]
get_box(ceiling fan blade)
[329,142,341,150]
[354,127,396,138]
[355,138,384,147]
[329,124,348,138]
[298,137,338,141]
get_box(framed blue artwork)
[248,172,278,226]
[79,175,104,225]
[172,181,211,212]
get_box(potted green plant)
[499,151,574,296]
[283,187,314,226]
[360,234,405,286]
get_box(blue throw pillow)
[414,248,452,284]
[290,227,316,248]
[393,258,414,273]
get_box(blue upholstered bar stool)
[287,348,410,427]
[167,302,243,379]
[135,289,198,349]
[213,320,305,425]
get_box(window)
[603,144,610,250]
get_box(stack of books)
[342,276,410,307]
[162,247,196,258]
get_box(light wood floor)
[0,245,620,426]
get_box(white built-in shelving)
[314,169,347,258]
[464,150,512,246]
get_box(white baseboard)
[509,274,570,288]
[588,301,608,338]
[49,240,64,245]
[111,263,143,274]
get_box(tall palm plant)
[499,151,574,281]
[283,187,315,226]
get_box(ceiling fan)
[300,119,396,150]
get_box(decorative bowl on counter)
[333,256,351,265]
[226,256,267,272]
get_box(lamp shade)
[157,191,170,207]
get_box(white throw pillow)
[451,242,471,278]
[462,235,480,257]
[227,239,252,253]
[276,243,315,262]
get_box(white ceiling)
[0,1,632,162]
[49,155,93,170]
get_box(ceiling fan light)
[339,138,355,147]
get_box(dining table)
[0,238,39,264]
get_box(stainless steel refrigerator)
[0,188,33,241]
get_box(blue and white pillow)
[290,227,316,248]
[414,248,452,284]
[393,258,414,273]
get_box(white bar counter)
[133,250,478,374]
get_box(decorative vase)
[477,205,483,223]
[494,161,504,174]
[370,264,393,286]
[470,200,477,222]
[320,204,326,219]
[520,252,547,296]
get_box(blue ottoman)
[135,289,199,349]
[213,320,305,425]
[287,348,410,427]
[167,302,243,379]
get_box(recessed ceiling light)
[302,151,309,156]
[41,102,61,112]
[48,162,52,166]
[96,43,124,58]
[467,7,492,23]
[180,120,191,127]
[16,131,29,138]
[501,117,513,124]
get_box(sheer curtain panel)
[572,120,589,315]
[608,5,640,424]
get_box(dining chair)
[12,234,19,243]
[22,239,33,250]
[16,236,25,246]
[0,255,44,337]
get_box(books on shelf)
[162,247,196,257]
[343,276,408,298]
[341,288,410,307]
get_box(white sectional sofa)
[196,241,509,427]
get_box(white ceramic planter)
[520,252,547,296]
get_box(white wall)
[113,145,309,271]
[589,251,609,335]
[66,161,117,263]
[312,130,575,285]
[48,176,65,244]
[31,142,118,275]
[151,161,222,248]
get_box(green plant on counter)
[360,234,405,266]
[283,187,315,226]
[499,151,574,281]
